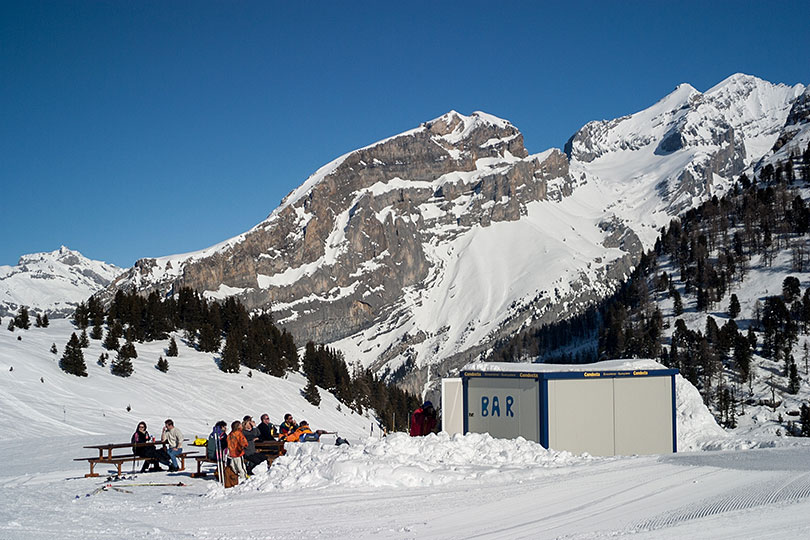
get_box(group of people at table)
[130,401,438,480]
[130,413,322,479]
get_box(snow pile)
[228,432,590,495]
[674,374,729,451]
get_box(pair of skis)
[214,427,227,485]
[79,481,186,498]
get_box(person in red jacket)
[409,401,437,436]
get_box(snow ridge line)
[630,471,810,532]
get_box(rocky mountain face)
[105,74,806,393]
[0,247,121,318]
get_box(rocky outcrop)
[107,112,572,345]
[103,75,806,389]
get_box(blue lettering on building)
[481,395,516,417]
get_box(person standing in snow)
[409,401,438,437]
[227,420,249,480]
[207,420,228,460]
[161,418,184,472]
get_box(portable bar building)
[442,361,678,456]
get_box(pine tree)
[219,330,241,373]
[7,318,15,332]
[59,333,88,377]
[14,306,30,330]
[801,403,810,437]
[119,340,138,359]
[198,323,221,353]
[35,314,43,328]
[156,356,169,372]
[41,313,49,328]
[79,329,90,348]
[303,378,321,406]
[111,351,134,377]
[783,276,801,303]
[788,361,801,394]
[90,323,103,340]
[166,336,179,357]
[671,287,684,316]
[103,320,123,350]
[72,302,89,329]
[728,294,741,319]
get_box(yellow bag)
[193,436,207,446]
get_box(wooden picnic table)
[76,439,199,477]
[83,440,168,460]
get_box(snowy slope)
[0,246,121,318]
[3,304,810,539]
[0,318,376,442]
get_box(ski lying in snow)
[110,482,186,487]
[78,481,184,498]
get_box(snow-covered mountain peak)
[102,74,806,395]
[0,247,122,318]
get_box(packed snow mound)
[222,432,592,495]
[674,374,729,451]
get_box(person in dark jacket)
[409,401,438,437]
[257,413,278,441]
[132,421,164,472]
[242,415,266,475]
[207,420,228,460]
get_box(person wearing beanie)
[409,401,437,436]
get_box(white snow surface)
[0,246,121,317]
[3,321,810,538]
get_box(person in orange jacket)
[227,420,248,480]
[409,401,437,436]
[286,421,329,442]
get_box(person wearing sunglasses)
[131,421,164,472]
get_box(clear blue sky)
[2,1,808,267]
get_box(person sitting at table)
[257,413,278,441]
[241,415,267,476]
[161,418,184,472]
[132,421,164,472]
[279,413,298,439]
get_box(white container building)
[441,360,678,456]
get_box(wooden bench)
[76,441,199,477]
[192,440,286,478]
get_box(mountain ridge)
[62,74,810,391]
